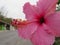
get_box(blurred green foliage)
[58,0,60,4]
[0,9,12,24]
[0,11,4,20]
[57,6,60,11]
[53,37,60,45]
[2,18,12,24]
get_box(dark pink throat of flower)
[39,17,45,24]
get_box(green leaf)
[53,37,60,45]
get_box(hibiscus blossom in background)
[16,0,60,45]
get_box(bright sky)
[0,0,38,19]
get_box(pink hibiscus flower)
[17,0,60,45]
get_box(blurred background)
[0,0,60,45]
[0,0,37,45]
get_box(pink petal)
[17,22,39,39]
[30,26,55,45]
[46,11,60,37]
[37,0,58,15]
[23,2,39,21]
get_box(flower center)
[39,17,45,24]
